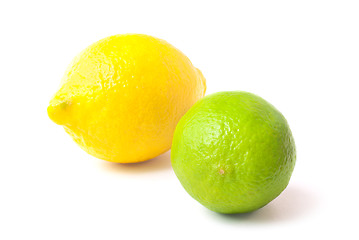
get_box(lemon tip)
[47,101,70,125]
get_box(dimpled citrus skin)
[171,91,296,214]
[47,34,206,163]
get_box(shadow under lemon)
[100,150,172,174]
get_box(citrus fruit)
[171,91,296,214]
[48,34,206,163]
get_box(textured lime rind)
[171,91,296,214]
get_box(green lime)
[171,91,296,214]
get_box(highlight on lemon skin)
[47,33,206,163]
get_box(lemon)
[171,91,296,214]
[48,34,206,163]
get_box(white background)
[1,1,358,239]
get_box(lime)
[171,91,296,214]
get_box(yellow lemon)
[48,34,206,163]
